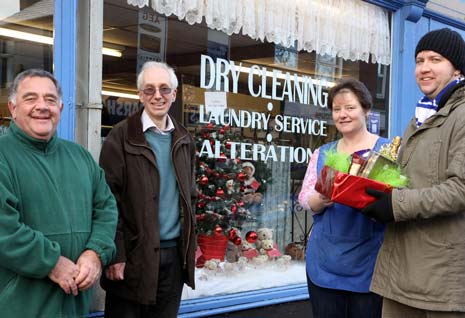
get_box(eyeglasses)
[141,87,173,96]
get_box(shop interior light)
[101,47,122,57]
[0,27,52,45]
[0,27,122,57]
[102,90,139,100]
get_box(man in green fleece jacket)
[0,69,118,318]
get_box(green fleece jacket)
[0,122,117,318]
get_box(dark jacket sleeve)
[85,158,118,267]
[189,136,198,218]
[99,128,128,264]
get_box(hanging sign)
[368,111,381,135]
[136,8,167,73]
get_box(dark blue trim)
[87,284,309,318]
[372,0,465,31]
[423,8,465,30]
[390,13,430,136]
[363,0,427,11]
[363,0,403,11]
[367,0,465,33]
[179,284,309,317]
[54,0,77,141]
[400,3,425,23]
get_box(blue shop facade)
[0,0,464,317]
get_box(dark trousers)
[307,274,382,318]
[104,247,184,318]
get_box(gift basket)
[315,137,407,209]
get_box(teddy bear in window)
[241,162,263,206]
[256,227,281,258]
[241,240,259,259]
[285,242,305,261]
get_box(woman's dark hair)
[327,77,373,111]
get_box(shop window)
[101,2,390,303]
[0,0,54,134]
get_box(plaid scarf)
[415,77,464,127]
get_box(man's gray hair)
[9,69,63,105]
[136,61,178,90]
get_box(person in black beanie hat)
[362,27,465,318]
[415,28,465,75]
[412,28,465,101]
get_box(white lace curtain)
[127,0,391,65]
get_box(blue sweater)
[144,130,181,241]
[306,137,389,292]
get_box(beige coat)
[371,85,465,311]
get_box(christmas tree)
[195,123,269,236]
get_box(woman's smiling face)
[332,89,368,137]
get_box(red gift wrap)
[196,233,228,268]
[242,248,259,259]
[315,165,392,210]
[266,243,282,258]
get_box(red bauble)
[197,201,206,209]
[206,123,214,129]
[219,128,225,134]
[237,172,246,182]
[246,231,258,243]
[237,200,245,207]
[225,141,232,149]
[228,229,237,240]
[216,187,225,197]
[239,186,245,193]
[231,204,238,214]
[219,152,227,162]
[202,132,210,139]
[199,175,209,185]
[196,214,206,221]
[233,236,242,245]
[214,225,223,235]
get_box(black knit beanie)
[415,28,465,75]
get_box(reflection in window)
[0,0,54,133]
[376,64,388,99]
[101,2,391,301]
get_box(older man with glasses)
[100,61,197,318]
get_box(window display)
[101,2,390,301]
